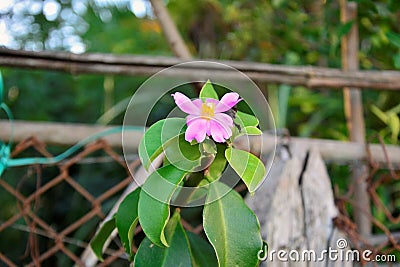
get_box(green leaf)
[205,144,227,182]
[388,102,400,114]
[181,182,209,205]
[164,134,203,171]
[116,188,141,259]
[235,111,259,127]
[203,182,262,267]
[394,53,400,69]
[388,113,400,144]
[337,21,354,38]
[370,104,389,123]
[225,148,266,194]
[386,31,400,48]
[134,212,192,267]
[90,217,116,262]
[187,232,218,267]
[241,126,262,136]
[201,138,217,154]
[138,165,187,247]
[138,118,186,170]
[199,80,218,100]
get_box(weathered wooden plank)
[246,145,352,266]
[1,48,400,90]
[1,120,399,166]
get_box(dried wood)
[149,0,192,59]
[1,48,400,90]
[246,145,352,266]
[340,0,371,237]
[1,120,400,166]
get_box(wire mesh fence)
[0,137,138,266]
[333,136,400,265]
[0,136,399,266]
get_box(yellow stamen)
[201,102,215,120]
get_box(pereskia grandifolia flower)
[172,92,241,143]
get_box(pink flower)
[172,92,241,143]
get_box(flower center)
[201,102,215,120]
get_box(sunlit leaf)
[371,104,389,123]
[199,80,218,100]
[235,111,259,127]
[203,182,262,267]
[138,118,186,170]
[388,113,399,144]
[225,147,266,194]
[241,126,262,136]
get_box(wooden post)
[149,0,192,60]
[246,145,351,267]
[340,0,371,238]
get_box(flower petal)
[214,92,241,113]
[209,119,232,143]
[172,92,202,115]
[205,98,219,106]
[214,113,234,128]
[185,118,207,143]
[186,115,198,125]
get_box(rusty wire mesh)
[0,137,141,266]
[0,136,212,267]
[333,135,400,266]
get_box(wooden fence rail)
[1,48,400,90]
[1,120,399,167]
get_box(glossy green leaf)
[235,111,259,127]
[225,148,266,194]
[241,126,262,136]
[116,188,141,259]
[164,134,203,171]
[183,185,209,205]
[201,138,217,154]
[134,212,192,267]
[90,217,116,262]
[199,80,218,100]
[205,144,227,182]
[203,182,262,267]
[138,165,187,247]
[138,118,186,170]
[187,232,218,267]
